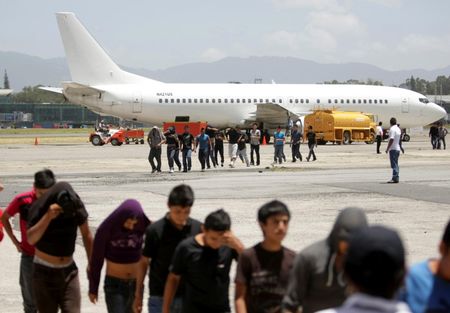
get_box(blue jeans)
[389,150,400,182]
[20,254,36,313]
[104,276,136,313]
[148,296,182,313]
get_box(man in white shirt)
[385,117,401,183]
[375,122,383,154]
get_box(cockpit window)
[419,98,429,103]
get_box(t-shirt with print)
[180,133,195,150]
[274,132,285,146]
[235,243,296,313]
[5,189,37,256]
[142,216,202,297]
[170,236,238,313]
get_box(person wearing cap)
[317,225,411,313]
[1,169,56,313]
[88,199,150,312]
[147,126,166,173]
[402,219,450,313]
[385,117,401,183]
[282,208,368,313]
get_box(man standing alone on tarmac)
[147,126,165,173]
[376,122,383,154]
[385,117,401,183]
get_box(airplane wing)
[248,103,300,129]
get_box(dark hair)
[378,122,382,126]
[204,209,231,231]
[168,184,194,207]
[34,169,55,189]
[200,128,205,131]
[390,117,397,126]
[258,200,290,223]
[443,219,450,246]
[309,125,313,129]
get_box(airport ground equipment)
[163,121,207,137]
[304,110,376,145]
[89,128,145,146]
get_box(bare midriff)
[105,260,139,279]
[35,248,73,265]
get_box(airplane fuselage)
[66,82,443,129]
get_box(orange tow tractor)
[89,128,145,146]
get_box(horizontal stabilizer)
[39,87,63,94]
[61,82,104,97]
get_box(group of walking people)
[2,170,448,313]
[429,122,448,150]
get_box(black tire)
[317,139,327,145]
[343,131,351,145]
[403,134,410,142]
[91,135,103,146]
[365,132,375,144]
[111,138,120,146]
[140,139,145,144]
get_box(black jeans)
[148,147,162,171]
[376,135,382,153]
[215,142,224,165]
[291,143,302,161]
[250,144,260,165]
[198,148,208,170]
[104,276,136,313]
[32,262,80,313]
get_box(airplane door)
[401,98,409,113]
[132,92,142,113]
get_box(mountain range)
[1,51,450,92]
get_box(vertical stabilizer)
[56,12,158,85]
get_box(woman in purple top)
[88,199,150,313]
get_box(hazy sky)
[2,1,450,71]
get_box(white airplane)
[42,12,447,130]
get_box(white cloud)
[200,48,227,62]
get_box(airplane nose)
[429,102,447,122]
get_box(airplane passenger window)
[279,99,282,104]
[379,99,383,103]
[384,100,388,104]
[176,99,180,103]
[159,99,162,103]
[260,99,263,103]
[340,99,344,104]
[266,99,269,103]
[182,99,186,103]
[353,99,356,104]
[242,99,245,103]
[306,99,309,104]
[272,99,276,103]
[290,99,293,104]
[236,99,240,103]
[231,99,234,103]
[334,99,338,104]
[218,99,222,103]
[363,100,367,104]
[295,99,299,104]
[171,99,175,103]
[300,99,304,104]
[212,99,215,103]
[194,99,198,103]
[248,99,251,103]
[358,100,362,104]
[165,99,169,103]
[369,100,372,104]
[316,99,320,104]
[328,99,332,104]
[225,99,228,103]
[188,99,192,103]
[254,99,258,103]
[200,99,203,103]
[374,100,377,104]
[346,99,350,104]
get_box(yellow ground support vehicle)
[304,110,376,145]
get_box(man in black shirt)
[134,185,202,313]
[306,126,317,162]
[180,126,195,172]
[291,124,303,162]
[163,209,244,313]
[27,182,93,313]
[235,200,295,313]
[227,126,242,168]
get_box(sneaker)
[183,169,188,173]
[306,158,310,162]
[151,169,157,173]
[221,163,224,167]
[387,180,399,184]
[169,168,174,173]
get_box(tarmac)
[0,132,449,312]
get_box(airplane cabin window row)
[157,98,389,105]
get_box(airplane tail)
[56,12,160,86]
